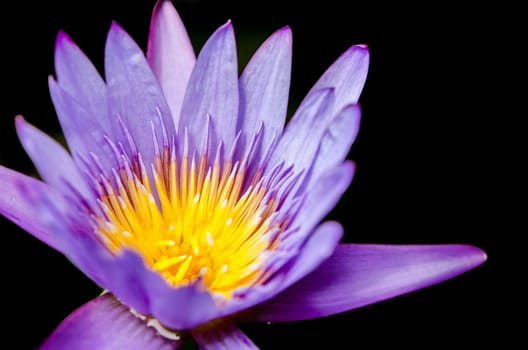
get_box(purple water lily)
[0,1,486,349]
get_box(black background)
[0,1,521,348]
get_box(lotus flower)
[0,1,486,348]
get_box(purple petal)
[213,221,343,321]
[179,21,239,154]
[39,294,184,350]
[277,221,344,289]
[268,88,334,173]
[232,161,354,302]
[105,22,176,162]
[238,26,292,158]
[29,211,221,330]
[192,318,259,350]
[249,243,487,322]
[307,44,369,113]
[48,77,115,173]
[291,161,355,234]
[31,198,219,330]
[305,103,361,188]
[54,31,111,135]
[147,0,196,125]
[15,116,90,199]
[24,190,221,330]
[97,250,219,330]
[0,165,65,252]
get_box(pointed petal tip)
[14,115,28,140]
[213,19,233,34]
[444,243,487,260]
[344,159,357,174]
[480,247,488,262]
[221,19,234,31]
[55,29,72,45]
[47,74,58,88]
[152,0,180,22]
[14,114,25,124]
[276,25,292,36]
[462,244,488,266]
[422,243,488,274]
[201,19,235,49]
[345,43,370,57]
[54,30,77,61]
[154,0,176,10]
[109,20,126,36]
[271,25,292,45]
[14,114,27,135]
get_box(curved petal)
[305,103,361,189]
[48,77,115,173]
[238,26,292,158]
[15,115,90,199]
[248,243,487,322]
[192,318,259,350]
[278,221,344,287]
[112,162,354,329]
[27,184,221,330]
[179,21,239,155]
[39,294,184,350]
[287,160,355,241]
[216,162,354,320]
[147,0,196,125]
[31,211,221,331]
[98,250,219,330]
[214,221,343,322]
[105,22,176,163]
[306,44,369,114]
[34,175,343,331]
[268,88,334,174]
[54,31,111,136]
[0,165,65,252]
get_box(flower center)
[92,145,286,297]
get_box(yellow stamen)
[93,152,285,298]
